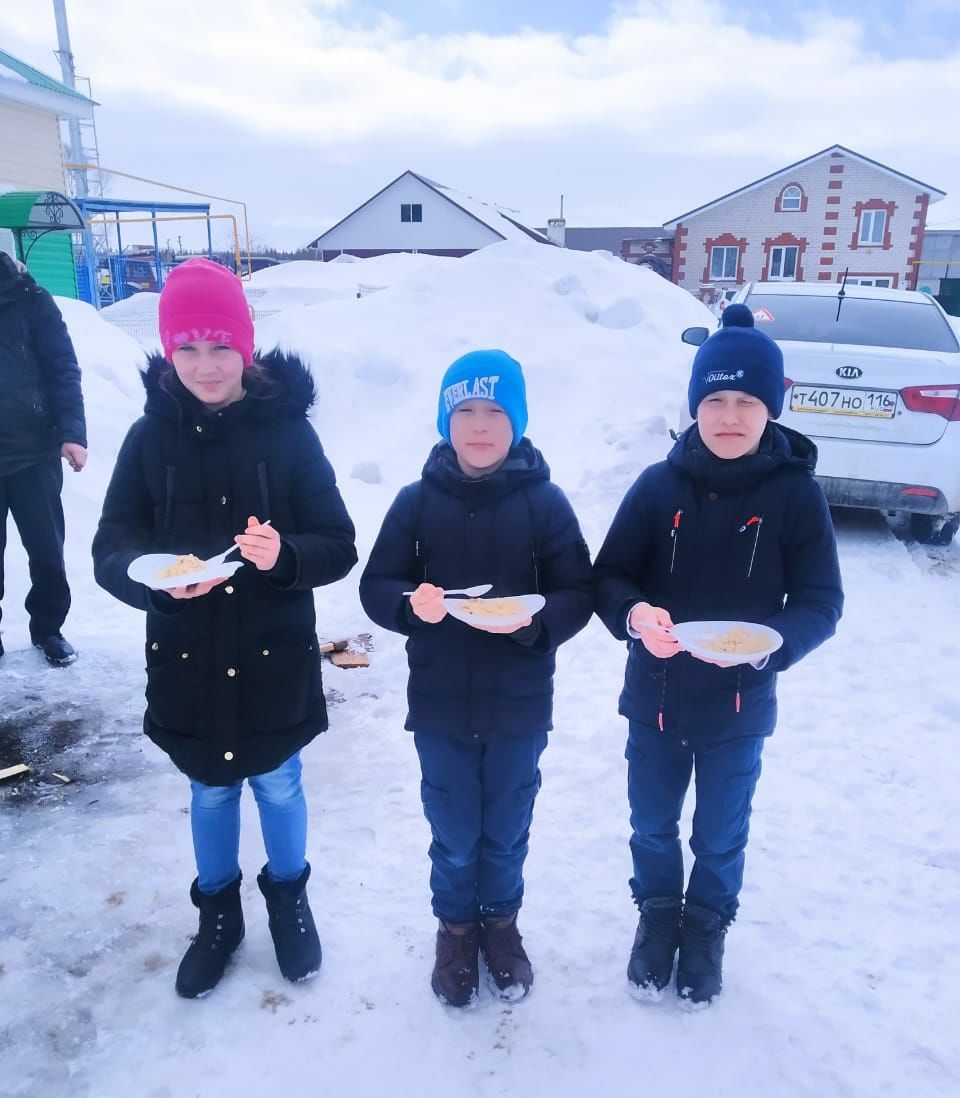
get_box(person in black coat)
[594,306,843,1005]
[0,252,87,665]
[92,259,357,998]
[359,349,593,1007]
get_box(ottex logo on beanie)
[158,257,255,367]
[688,304,785,418]
[437,349,528,446]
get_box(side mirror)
[681,326,710,347]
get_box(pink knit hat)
[158,258,255,366]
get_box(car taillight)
[900,384,960,421]
[784,377,793,390]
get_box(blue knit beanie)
[688,304,785,418]
[437,349,528,446]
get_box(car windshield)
[745,293,959,353]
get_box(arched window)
[781,185,802,211]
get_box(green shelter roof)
[0,191,85,231]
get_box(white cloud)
[2,0,957,159]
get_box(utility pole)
[52,0,87,196]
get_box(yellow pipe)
[66,162,252,278]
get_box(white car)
[682,281,960,545]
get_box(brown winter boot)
[431,920,480,1007]
[480,912,533,1001]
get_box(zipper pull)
[739,515,761,534]
[669,509,683,574]
[742,515,764,578]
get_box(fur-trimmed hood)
[141,347,317,423]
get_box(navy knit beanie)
[688,304,785,418]
[437,349,528,446]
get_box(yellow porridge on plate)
[458,597,526,618]
[701,627,769,655]
[156,554,206,580]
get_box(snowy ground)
[1,243,959,1098]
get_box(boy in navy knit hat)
[594,306,843,1005]
[360,349,593,1008]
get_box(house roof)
[0,48,97,119]
[536,226,668,253]
[663,145,946,228]
[308,170,552,249]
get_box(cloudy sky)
[3,0,959,250]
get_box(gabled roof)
[308,170,552,248]
[0,48,96,118]
[663,145,946,228]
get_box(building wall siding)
[0,102,66,191]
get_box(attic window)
[781,186,802,211]
[401,203,423,223]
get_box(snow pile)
[1,243,958,1098]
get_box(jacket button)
[708,491,718,501]
[180,652,189,660]
[196,425,203,434]
[220,496,228,506]
[471,731,480,739]
[262,649,270,656]
[224,585,234,594]
[151,642,159,651]
[468,511,475,519]
[227,667,237,677]
[680,738,689,747]
[224,751,234,761]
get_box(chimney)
[546,217,566,248]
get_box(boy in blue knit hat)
[594,306,843,1005]
[360,349,593,1008]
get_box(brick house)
[663,145,946,305]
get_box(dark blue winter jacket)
[359,440,593,741]
[593,423,843,748]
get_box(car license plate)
[790,384,898,419]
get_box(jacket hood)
[668,422,817,489]
[422,437,550,498]
[141,347,317,423]
[0,253,35,306]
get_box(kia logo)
[836,366,863,379]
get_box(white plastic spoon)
[402,583,493,597]
[205,519,272,567]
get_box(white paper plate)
[670,620,783,665]
[127,553,245,592]
[444,593,545,629]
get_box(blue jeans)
[189,752,308,894]
[626,725,764,921]
[414,731,548,925]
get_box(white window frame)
[769,245,799,280]
[710,246,739,281]
[845,277,892,288]
[859,209,886,246]
[781,186,802,211]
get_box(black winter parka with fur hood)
[92,350,357,785]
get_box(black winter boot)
[677,902,729,1005]
[627,897,682,997]
[175,875,244,999]
[480,913,533,1001]
[257,863,322,982]
[431,921,480,1007]
[32,633,77,666]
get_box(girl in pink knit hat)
[93,258,357,999]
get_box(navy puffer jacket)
[92,351,357,785]
[593,423,843,748]
[0,255,86,475]
[359,441,593,740]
